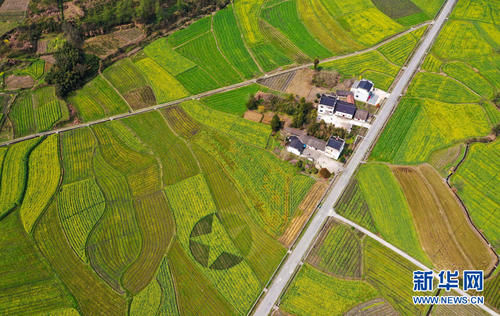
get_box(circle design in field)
[189,213,246,270]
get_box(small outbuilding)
[354,109,369,122]
[325,136,345,160]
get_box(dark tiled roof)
[358,80,373,91]
[319,95,336,107]
[301,135,326,151]
[288,136,305,153]
[335,100,357,116]
[354,109,369,121]
[327,137,344,150]
[336,90,350,97]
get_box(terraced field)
[9,87,68,137]
[5,0,499,315]
[0,95,314,314]
[26,0,440,125]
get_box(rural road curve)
[0,22,430,148]
[250,1,497,316]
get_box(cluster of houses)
[286,134,345,160]
[285,79,387,163]
[317,94,369,122]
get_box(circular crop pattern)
[189,213,251,270]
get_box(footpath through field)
[0,22,430,148]
[250,1,497,316]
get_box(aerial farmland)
[0,0,498,315]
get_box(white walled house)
[318,95,336,116]
[334,101,356,119]
[286,136,306,156]
[351,79,374,102]
[324,137,345,160]
[318,94,357,119]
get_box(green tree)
[271,114,281,132]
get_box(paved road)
[0,22,429,148]
[251,0,469,315]
[333,214,499,316]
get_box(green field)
[0,211,76,315]
[144,38,196,76]
[280,264,378,316]
[451,141,500,252]
[175,32,243,85]
[201,84,265,116]
[261,0,331,59]
[134,57,189,104]
[354,164,430,265]
[69,76,130,121]
[307,221,362,278]
[19,135,60,233]
[0,93,316,314]
[213,6,261,78]
[378,28,425,65]
[321,51,397,90]
[363,239,429,315]
[320,26,426,91]
[407,72,480,103]
[280,227,433,316]
[371,98,491,164]
[9,87,68,136]
[9,93,36,137]
[0,138,40,218]
[14,59,45,80]
[181,100,270,148]
[102,58,155,109]
[335,179,377,231]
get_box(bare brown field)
[123,86,156,109]
[84,27,146,59]
[5,75,34,90]
[261,111,276,125]
[0,0,29,18]
[418,165,496,272]
[258,71,296,92]
[279,181,328,247]
[392,164,495,272]
[243,110,263,123]
[63,2,84,20]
